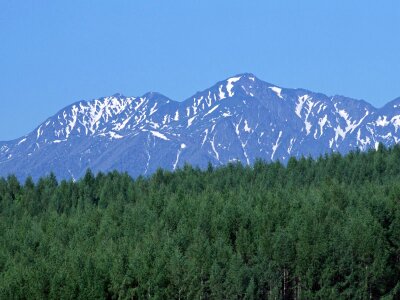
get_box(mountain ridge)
[1,73,399,181]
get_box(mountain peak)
[223,73,262,87]
[232,72,258,80]
[140,92,173,105]
[112,92,125,98]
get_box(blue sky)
[0,0,399,140]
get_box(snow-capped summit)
[0,73,399,181]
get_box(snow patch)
[149,103,158,115]
[288,138,296,154]
[187,116,197,127]
[109,132,123,139]
[150,131,169,141]
[201,129,209,147]
[244,120,251,133]
[203,105,219,118]
[391,115,400,131]
[318,115,328,137]
[376,116,389,127]
[218,85,226,100]
[210,134,219,160]
[226,76,241,97]
[173,144,186,170]
[338,109,349,121]
[271,131,283,160]
[36,126,43,139]
[269,87,283,99]
[305,121,312,135]
[295,95,310,118]
[329,138,334,148]
[334,126,346,142]
[113,115,133,131]
[174,110,179,121]
[18,138,27,145]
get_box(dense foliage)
[1,145,400,299]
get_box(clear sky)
[1,1,399,141]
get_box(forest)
[1,144,400,299]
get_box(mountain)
[1,73,400,181]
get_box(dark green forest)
[1,145,400,299]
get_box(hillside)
[1,146,400,299]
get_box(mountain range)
[1,73,400,181]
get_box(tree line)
[0,144,400,299]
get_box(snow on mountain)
[1,73,399,181]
